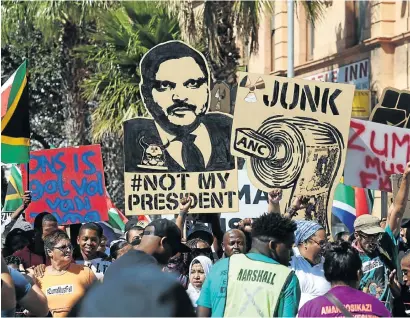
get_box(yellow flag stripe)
[1,76,27,133]
[1,136,30,146]
[9,176,23,197]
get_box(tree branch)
[30,131,51,149]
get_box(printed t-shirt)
[298,285,391,317]
[76,257,111,281]
[37,263,96,317]
[197,253,300,317]
[356,225,398,311]
[290,247,331,308]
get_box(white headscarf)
[187,256,213,307]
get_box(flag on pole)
[2,165,23,211]
[332,182,374,232]
[1,61,30,164]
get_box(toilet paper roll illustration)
[234,115,344,224]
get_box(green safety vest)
[224,253,292,317]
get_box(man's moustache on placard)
[167,101,197,115]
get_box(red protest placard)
[22,145,108,225]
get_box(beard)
[147,99,206,137]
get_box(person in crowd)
[104,218,191,279]
[5,265,49,317]
[1,191,32,244]
[2,255,16,317]
[353,162,410,311]
[176,197,224,258]
[187,256,213,309]
[269,194,330,308]
[298,241,390,317]
[398,219,410,283]
[4,229,44,268]
[5,256,26,273]
[31,212,58,264]
[109,240,131,261]
[28,230,96,317]
[126,225,144,245]
[187,238,214,262]
[163,252,190,289]
[290,219,330,308]
[197,212,300,317]
[68,252,195,317]
[385,251,410,316]
[222,229,246,258]
[97,235,109,255]
[334,231,351,242]
[74,222,111,280]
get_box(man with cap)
[353,162,410,311]
[104,218,190,279]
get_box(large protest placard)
[22,145,108,224]
[370,87,410,128]
[230,73,354,229]
[391,174,410,218]
[344,119,410,192]
[124,41,238,215]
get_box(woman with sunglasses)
[290,218,330,309]
[186,238,214,262]
[29,230,96,317]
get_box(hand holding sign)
[23,191,31,208]
[22,145,108,225]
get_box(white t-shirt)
[289,247,331,309]
[76,258,111,281]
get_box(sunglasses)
[191,247,212,257]
[309,238,328,248]
[53,244,73,253]
[358,232,382,242]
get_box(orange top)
[37,263,96,317]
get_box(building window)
[353,0,366,44]
[307,20,314,61]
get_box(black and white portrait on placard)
[124,41,235,173]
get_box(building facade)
[243,0,410,225]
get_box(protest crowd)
[1,13,410,316]
[0,161,409,317]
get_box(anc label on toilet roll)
[231,73,355,230]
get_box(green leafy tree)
[77,1,181,209]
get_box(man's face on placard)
[150,57,209,131]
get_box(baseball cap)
[401,218,410,228]
[144,219,190,253]
[354,215,385,235]
[125,216,141,233]
[187,222,214,246]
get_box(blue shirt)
[197,253,300,317]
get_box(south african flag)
[1,61,30,164]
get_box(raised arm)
[388,162,410,236]
[176,197,192,239]
[267,189,282,214]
